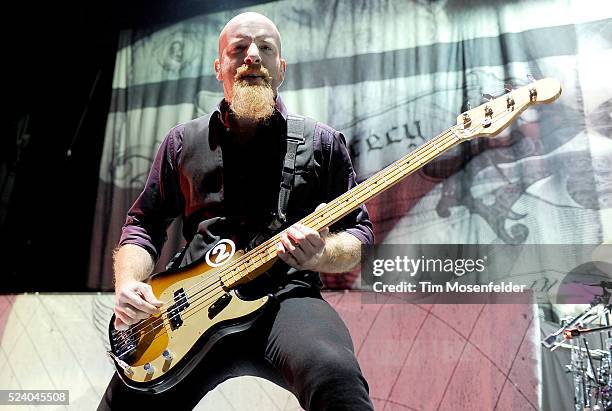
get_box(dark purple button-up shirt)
[119,96,373,261]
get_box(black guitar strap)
[169,112,310,267]
[276,114,306,225]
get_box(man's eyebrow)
[229,34,278,44]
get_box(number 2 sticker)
[205,239,236,267]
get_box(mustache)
[234,65,273,83]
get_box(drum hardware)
[543,282,612,410]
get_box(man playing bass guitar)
[98,11,375,411]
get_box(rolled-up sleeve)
[318,125,374,246]
[118,125,184,260]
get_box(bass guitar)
[107,77,562,393]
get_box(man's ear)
[278,58,286,83]
[214,58,222,81]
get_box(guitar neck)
[219,124,463,288]
[302,126,463,231]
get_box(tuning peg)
[482,93,494,102]
[504,83,513,93]
[527,74,536,82]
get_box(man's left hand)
[277,222,330,271]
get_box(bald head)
[214,11,286,102]
[218,12,282,58]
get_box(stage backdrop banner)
[88,0,612,293]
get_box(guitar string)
[113,103,524,353]
[111,126,462,352]
[111,121,461,343]
[111,124,467,353]
[112,126,466,356]
[111,120,478,354]
[112,114,518,356]
[111,118,487,354]
[115,285,227,358]
[117,91,532,337]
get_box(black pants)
[98,290,373,410]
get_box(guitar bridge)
[107,350,134,376]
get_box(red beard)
[230,65,275,122]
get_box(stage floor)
[0,292,538,410]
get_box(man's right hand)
[114,280,164,331]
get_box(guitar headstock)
[455,77,562,140]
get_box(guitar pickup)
[208,293,232,319]
[168,288,189,330]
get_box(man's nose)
[244,42,261,65]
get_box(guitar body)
[107,250,274,393]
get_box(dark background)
[1,0,274,292]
